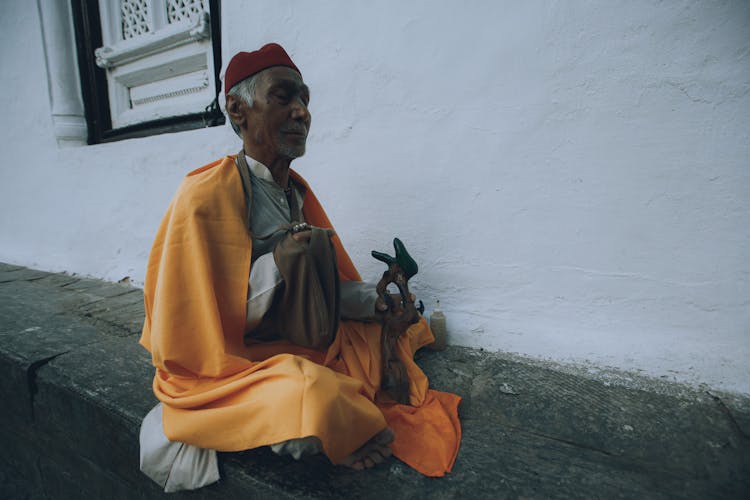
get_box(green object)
[371,237,419,279]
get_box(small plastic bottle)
[428,300,447,351]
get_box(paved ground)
[0,262,748,499]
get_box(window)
[71,0,224,143]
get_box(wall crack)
[706,391,750,444]
[27,351,69,421]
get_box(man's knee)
[272,354,341,395]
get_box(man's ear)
[225,95,246,129]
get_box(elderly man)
[138,43,460,492]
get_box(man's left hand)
[375,293,416,313]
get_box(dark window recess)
[70,0,224,144]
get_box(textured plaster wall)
[1,1,748,393]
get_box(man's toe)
[376,427,395,445]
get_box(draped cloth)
[140,156,461,477]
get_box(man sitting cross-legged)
[138,43,461,492]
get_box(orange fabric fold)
[140,156,461,475]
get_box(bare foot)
[270,436,323,460]
[340,427,394,470]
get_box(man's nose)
[291,97,310,123]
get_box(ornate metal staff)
[372,238,424,405]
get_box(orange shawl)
[140,156,461,476]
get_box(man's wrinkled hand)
[375,293,416,313]
[291,228,335,244]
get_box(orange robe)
[140,156,461,476]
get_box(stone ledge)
[0,262,748,499]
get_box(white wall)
[1,1,748,393]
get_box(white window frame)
[94,0,217,129]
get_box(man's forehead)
[259,66,306,88]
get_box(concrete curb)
[1,263,748,499]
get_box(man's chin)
[278,145,306,159]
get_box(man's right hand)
[291,228,335,244]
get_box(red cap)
[224,43,301,95]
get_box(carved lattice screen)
[120,0,151,39]
[95,0,216,129]
[167,0,208,24]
